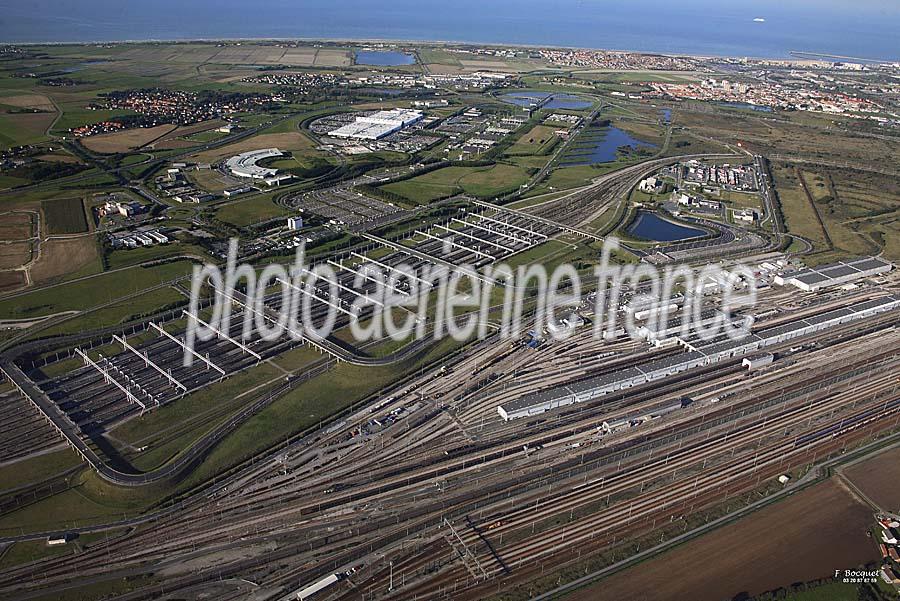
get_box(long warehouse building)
[777,256,892,292]
[498,294,900,421]
[330,109,423,140]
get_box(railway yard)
[0,173,898,599]
[0,276,898,601]
[0,38,899,601]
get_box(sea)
[1,0,898,61]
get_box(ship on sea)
[753,17,766,23]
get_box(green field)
[506,124,561,156]
[0,260,194,320]
[214,194,293,227]
[36,285,187,338]
[380,163,530,203]
[0,112,54,149]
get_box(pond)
[559,126,656,166]
[62,60,109,73]
[627,210,707,242]
[356,51,415,66]
[499,90,592,110]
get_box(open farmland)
[81,124,178,153]
[0,112,54,149]
[0,212,35,241]
[566,479,880,601]
[0,93,56,112]
[152,119,228,150]
[0,242,33,269]
[41,197,88,235]
[844,446,900,512]
[27,237,99,284]
[0,270,25,293]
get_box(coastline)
[6,35,893,65]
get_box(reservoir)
[356,51,415,66]
[500,91,592,110]
[560,126,656,166]
[628,211,707,242]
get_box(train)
[793,397,900,447]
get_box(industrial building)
[777,256,892,292]
[225,148,283,179]
[498,294,900,420]
[329,109,424,140]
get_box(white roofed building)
[225,148,283,179]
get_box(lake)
[628,211,707,242]
[3,0,898,61]
[499,91,592,110]
[559,127,656,166]
[356,51,415,66]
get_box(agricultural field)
[0,270,25,293]
[80,124,177,154]
[0,211,35,242]
[27,236,100,285]
[567,479,880,601]
[843,446,900,512]
[0,242,32,270]
[41,197,89,235]
[0,112,54,149]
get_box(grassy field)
[524,162,625,197]
[771,162,830,253]
[506,125,561,156]
[36,285,186,338]
[380,163,530,203]
[771,162,899,261]
[0,112,54,149]
[0,260,194,320]
[214,193,292,227]
[0,449,82,494]
[677,107,900,169]
[29,236,101,286]
[176,336,463,492]
[41,197,88,234]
